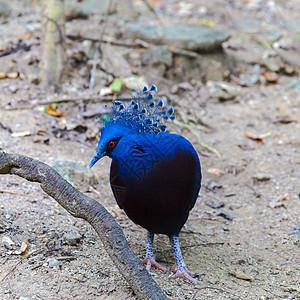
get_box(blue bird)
[89,85,202,283]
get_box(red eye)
[108,141,116,148]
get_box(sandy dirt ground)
[0,1,299,299]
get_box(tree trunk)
[40,0,66,91]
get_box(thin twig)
[56,256,76,261]
[0,122,13,133]
[38,96,116,105]
[0,260,22,282]
[31,263,43,270]
[0,189,41,198]
[176,110,214,133]
[174,120,220,157]
[141,0,164,25]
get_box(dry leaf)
[99,87,113,96]
[232,271,252,281]
[38,234,47,241]
[277,193,291,201]
[37,128,49,134]
[262,71,279,83]
[45,103,65,117]
[2,236,15,247]
[244,131,263,143]
[33,137,50,144]
[7,72,19,79]
[21,31,33,40]
[14,242,28,255]
[207,168,224,176]
[273,115,295,124]
[0,72,6,79]
[11,131,31,137]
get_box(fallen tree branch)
[0,151,167,300]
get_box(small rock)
[223,226,230,231]
[269,202,286,209]
[253,173,272,182]
[207,81,239,101]
[142,45,172,67]
[207,168,224,176]
[50,159,97,187]
[8,84,18,94]
[48,258,61,268]
[232,271,252,281]
[263,30,283,43]
[217,211,233,221]
[101,47,132,78]
[0,0,10,17]
[239,74,258,87]
[204,180,224,192]
[205,200,225,209]
[63,231,82,246]
[65,0,114,20]
[2,235,15,249]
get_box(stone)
[207,81,239,101]
[65,0,135,21]
[283,19,300,33]
[239,74,259,87]
[101,45,132,78]
[48,258,61,268]
[50,158,97,187]
[166,51,237,82]
[253,173,272,182]
[125,24,231,52]
[8,84,18,94]
[63,231,82,246]
[0,0,10,17]
[231,19,262,33]
[263,30,283,44]
[65,0,105,20]
[142,45,172,67]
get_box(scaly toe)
[170,266,201,284]
[142,257,166,272]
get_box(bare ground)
[0,1,299,299]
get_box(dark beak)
[89,152,105,168]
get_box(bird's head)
[89,84,175,168]
[89,120,136,168]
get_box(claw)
[143,257,166,272]
[169,235,204,284]
[170,266,201,284]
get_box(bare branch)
[0,151,167,300]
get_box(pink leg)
[142,232,166,272]
[169,235,202,284]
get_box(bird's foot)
[170,266,202,284]
[142,257,166,272]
